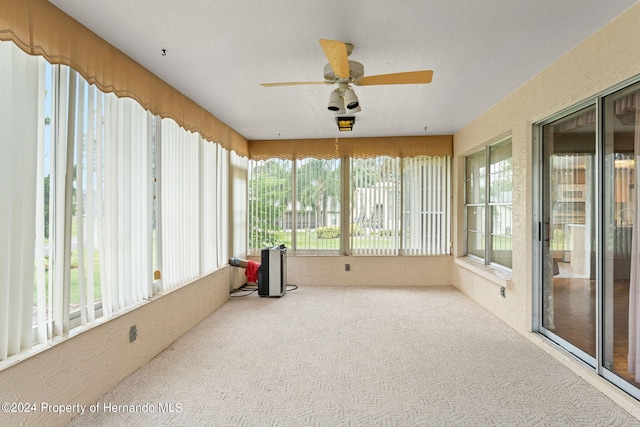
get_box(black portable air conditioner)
[258,245,287,297]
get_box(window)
[247,158,341,255]
[35,64,157,331]
[295,158,342,254]
[402,156,451,255]
[248,159,293,251]
[465,138,512,269]
[248,155,451,256]
[158,118,231,291]
[0,40,234,363]
[1,41,43,360]
[351,157,401,255]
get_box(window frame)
[247,155,451,256]
[464,137,513,271]
[0,42,231,357]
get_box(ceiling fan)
[261,39,434,114]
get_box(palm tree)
[248,159,292,248]
[296,159,340,228]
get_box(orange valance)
[1,0,452,161]
[248,135,453,160]
[0,0,249,156]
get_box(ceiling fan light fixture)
[343,87,359,109]
[336,116,355,131]
[327,89,344,111]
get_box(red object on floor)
[246,260,260,283]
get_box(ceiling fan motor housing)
[324,61,365,83]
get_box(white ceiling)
[50,0,637,141]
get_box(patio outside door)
[602,83,640,394]
[537,81,640,399]
[540,105,597,363]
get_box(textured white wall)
[452,4,640,332]
[0,268,230,426]
[270,255,453,287]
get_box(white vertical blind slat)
[95,91,107,318]
[74,79,87,324]
[19,51,39,351]
[0,43,40,359]
[54,66,71,337]
[117,99,128,308]
[0,42,13,360]
[159,119,203,290]
[145,111,155,298]
[85,85,96,322]
[35,58,48,344]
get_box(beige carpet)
[68,286,639,426]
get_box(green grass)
[253,229,399,251]
[36,215,103,306]
[69,249,102,305]
[37,249,102,306]
[35,217,161,311]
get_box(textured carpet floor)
[68,286,639,426]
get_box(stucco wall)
[452,2,640,333]
[0,268,230,427]
[282,255,452,287]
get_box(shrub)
[350,224,364,236]
[249,229,283,248]
[316,226,340,239]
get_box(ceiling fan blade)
[356,70,434,86]
[261,81,331,87]
[319,39,350,79]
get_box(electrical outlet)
[129,325,137,342]
[500,287,506,298]
[345,264,350,271]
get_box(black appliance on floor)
[258,245,287,297]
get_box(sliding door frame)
[533,75,640,400]
[533,98,600,370]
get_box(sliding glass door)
[603,82,640,393]
[540,105,597,362]
[536,80,640,398]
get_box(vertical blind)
[0,40,237,362]
[247,155,450,256]
[247,159,292,252]
[160,119,200,290]
[0,41,41,360]
[38,65,156,332]
[200,141,218,275]
[402,156,451,255]
[351,157,401,255]
[199,141,231,274]
[295,158,342,254]
[160,118,231,289]
[100,93,155,316]
[216,144,230,268]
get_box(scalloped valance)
[0,0,249,157]
[1,0,452,161]
[248,135,452,160]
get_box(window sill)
[454,257,513,288]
